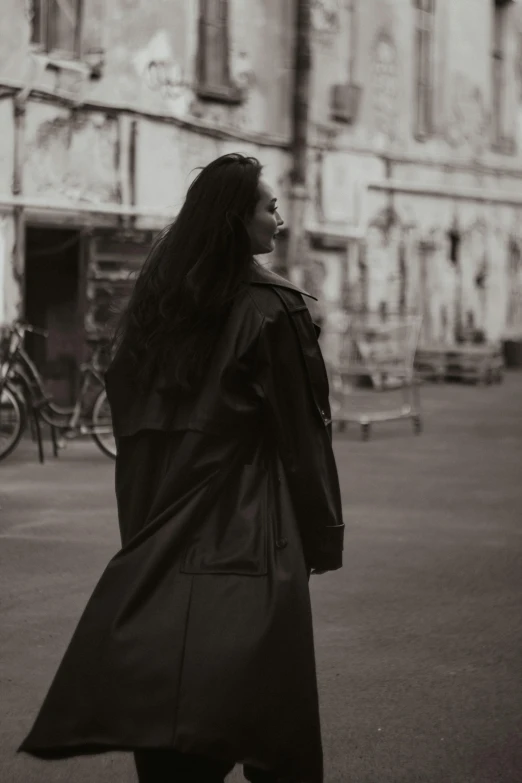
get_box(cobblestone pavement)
[1,375,521,783]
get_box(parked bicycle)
[0,321,116,463]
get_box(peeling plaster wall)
[135,122,290,218]
[308,0,522,342]
[309,149,383,232]
[0,99,14,193]
[0,215,18,325]
[360,191,522,343]
[0,0,293,141]
[0,0,296,321]
[0,217,7,324]
[1,0,522,341]
[0,97,16,323]
[23,104,120,202]
[0,4,296,206]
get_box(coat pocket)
[180,465,268,576]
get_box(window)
[413,0,435,139]
[197,0,242,102]
[29,0,83,58]
[492,0,516,152]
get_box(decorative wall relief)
[134,30,253,131]
[371,30,399,145]
[134,30,185,103]
[232,51,257,91]
[446,74,489,154]
[145,60,184,101]
[311,0,342,34]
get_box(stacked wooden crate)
[415,343,504,384]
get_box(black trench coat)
[19,263,345,783]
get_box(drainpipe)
[286,0,312,282]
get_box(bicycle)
[0,321,116,463]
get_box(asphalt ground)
[1,375,521,783]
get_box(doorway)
[24,226,83,405]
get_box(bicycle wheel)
[0,384,27,462]
[91,388,116,459]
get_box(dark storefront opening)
[24,226,83,406]
[86,229,155,342]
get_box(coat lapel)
[270,287,332,429]
[248,263,318,301]
[248,263,330,426]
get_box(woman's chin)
[254,243,275,256]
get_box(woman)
[19,153,345,783]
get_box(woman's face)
[246,178,284,255]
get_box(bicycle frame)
[1,322,115,462]
[3,329,109,438]
[58,363,108,439]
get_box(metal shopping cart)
[324,310,423,440]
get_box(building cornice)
[0,80,290,150]
[0,194,172,223]
[3,81,522,184]
[369,179,522,206]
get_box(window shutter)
[29,0,45,46]
[414,2,435,137]
[199,0,229,89]
[415,26,425,135]
[47,0,80,55]
[81,0,106,60]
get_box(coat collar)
[248,262,318,301]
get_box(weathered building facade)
[305,0,522,349]
[1,0,522,399]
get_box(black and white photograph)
[1,1,521,782]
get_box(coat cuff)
[308,523,344,572]
[319,523,345,554]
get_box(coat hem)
[18,742,322,782]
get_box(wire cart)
[324,311,423,440]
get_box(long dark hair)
[111,153,263,391]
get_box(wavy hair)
[111,153,263,391]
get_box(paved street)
[1,375,521,783]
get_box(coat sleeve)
[255,307,345,572]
